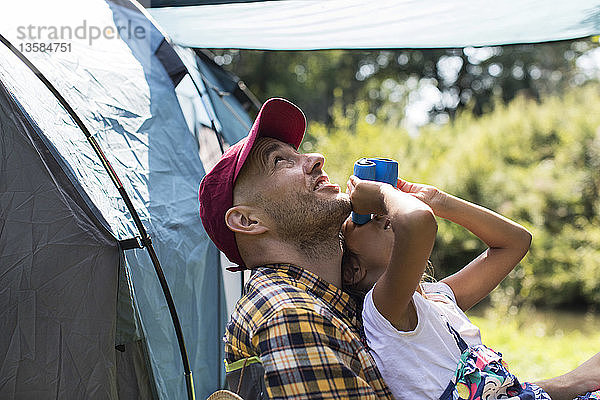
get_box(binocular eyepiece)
[351,157,398,225]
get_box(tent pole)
[0,33,195,400]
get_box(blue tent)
[0,0,251,398]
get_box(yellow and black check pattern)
[224,264,394,399]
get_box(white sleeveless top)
[362,282,482,400]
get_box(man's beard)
[263,191,351,261]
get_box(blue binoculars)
[351,157,399,225]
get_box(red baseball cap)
[198,98,306,270]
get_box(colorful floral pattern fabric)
[576,391,600,400]
[440,323,551,400]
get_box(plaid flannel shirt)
[224,264,394,399]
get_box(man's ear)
[225,206,269,235]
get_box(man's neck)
[291,251,344,289]
[246,238,344,289]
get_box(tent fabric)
[147,0,600,50]
[173,46,227,168]
[0,79,122,398]
[194,53,252,145]
[173,46,252,157]
[116,339,158,399]
[0,0,244,398]
[109,4,226,396]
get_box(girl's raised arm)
[397,178,532,311]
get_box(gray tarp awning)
[147,0,600,50]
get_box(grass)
[467,306,600,382]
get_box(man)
[199,98,394,399]
[199,98,600,400]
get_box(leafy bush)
[307,83,600,308]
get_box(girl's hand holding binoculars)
[347,175,433,217]
[346,175,392,215]
[396,178,449,218]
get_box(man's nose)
[303,153,325,175]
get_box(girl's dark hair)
[340,231,368,310]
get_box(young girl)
[342,175,600,400]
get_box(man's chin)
[317,189,349,202]
[301,191,350,229]
[267,190,351,238]
[337,191,351,202]
[331,193,352,226]
[339,192,352,213]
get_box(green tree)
[208,39,598,126]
